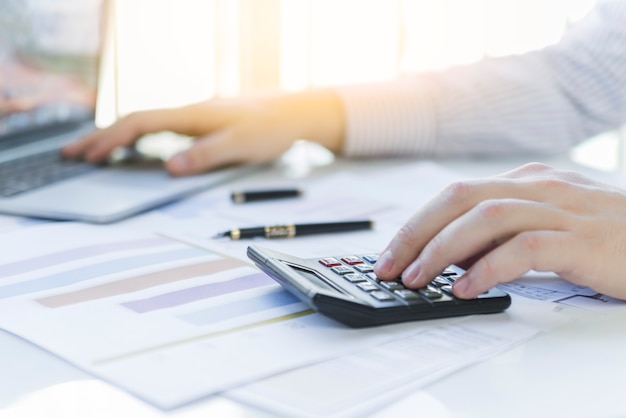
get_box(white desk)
[2,154,625,418]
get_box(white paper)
[0,222,477,409]
[226,302,566,418]
[498,271,626,313]
[1,160,623,414]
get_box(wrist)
[279,89,345,154]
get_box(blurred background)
[99,0,621,171]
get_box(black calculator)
[247,245,511,328]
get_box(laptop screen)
[0,0,105,143]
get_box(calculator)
[247,245,511,328]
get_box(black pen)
[231,188,302,204]
[213,220,374,240]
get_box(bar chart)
[0,223,412,409]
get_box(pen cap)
[230,188,301,204]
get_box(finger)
[451,230,578,299]
[498,162,607,190]
[494,162,554,179]
[400,199,570,288]
[374,175,595,281]
[166,120,299,176]
[374,178,530,280]
[165,130,243,175]
[61,129,105,159]
[165,148,225,177]
[62,113,155,162]
[63,105,223,163]
[375,180,500,280]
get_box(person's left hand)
[62,90,344,176]
[373,162,626,300]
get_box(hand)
[62,89,345,176]
[373,162,626,300]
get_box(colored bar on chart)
[0,247,207,300]
[179,290,302,326]
[121,272,276,313]
[0,237,172,277]
[36,257,248,308]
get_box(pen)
[230,188,302,204]
[213,220,374,240]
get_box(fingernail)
[402,260,421,287]
[168,153,191,172]
[375,250,394,276]
[452,275,471,298]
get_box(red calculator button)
[341,256,363,265]
[319,258,341,267]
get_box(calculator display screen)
[286,263,345,295]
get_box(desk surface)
[1,153,625,418]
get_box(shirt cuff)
[334,78,438,158]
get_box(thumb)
[164,132,238,176]
[165,152,196,176]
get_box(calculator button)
[394,289,421,300]
[341,256,363,265]
[445,275,459,283]
[440,284,453,294]
[331,266,354,275]
[379,281,405,291]
[362,255,379,264]
[370,291,395,301]
[357,282,379,292]
[433,277,451,286]
[353,264,374,273]
[319,258,341,267]
[419,286,443,300]
[343,273,367,283]
[439,268,458,277]
[365,273,380,282]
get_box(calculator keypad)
[317,254,460,305]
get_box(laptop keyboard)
[0,150,95,197]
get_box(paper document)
[0,222,504,409]
[497,271,626,313]
[161,163,465,263]
[226,298,570,418]
[1,160,622,413]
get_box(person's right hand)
[62,89,345,176]
[373,163,626,301]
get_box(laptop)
[0,0,253,223]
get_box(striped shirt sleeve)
[336,0,626,158]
